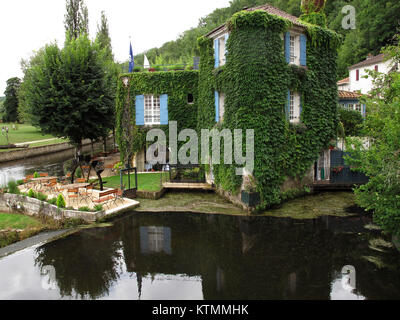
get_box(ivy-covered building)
[116,3,341,210]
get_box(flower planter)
[241,190,260,208]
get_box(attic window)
[187,94,194,104]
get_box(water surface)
[0,211,399,300]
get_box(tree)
[23,35,114,155]
[338,108,363,137]
[345,38,400,236]
[96,10,119,151]
[3,77,21,123]
[64,0,89,40]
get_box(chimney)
[366,53,374,60]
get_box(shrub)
[113,162,124,174]
[338,108,363,137]
[28,189,36,198]
[36,192,48,201]
[56,194,66,208]
[7,181,20,194]
[93,204,103,212]
[17,180,25,186]
[47,198,57,205]
[76,167,82,178]
[78,206,91,212]
[33,172,40,178]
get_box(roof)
[337,77,349,85]
[205,3,304,38]
[338,90,362,100]
[349,53,385,70]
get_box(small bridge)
[161,164,214,191]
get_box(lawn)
[0,123,57,145]
[103,173,169,191]
[0,212,43,230]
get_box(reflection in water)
[0,212,399,300]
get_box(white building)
[340,53,399,94]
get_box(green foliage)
[7,181,20,195]
[28,189,36,198]
[64,0,89,40]
[198,9,338,209]
[3,77,21,123]
[115,71,198,165]
[47,198,57,205]
[345,41,400,236]
[78,206,91,212]
[33,172,40,178]
[338,108,363,137]
[75,167,82,178]
[93,204,104,212]
[22,35,114,150]
[36,192,48,202]
[56,194,66,209]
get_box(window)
[290,35,296,64]
[219,92,225,122]
[148,226,165,253]
[375,65,378,72]
[214,33,229,68]
[356,69,360,81]
[355,104,362,112]
[289,91,301,123]
[144,95,160,125]
[187,93,194,104]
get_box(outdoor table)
[61,183,91,190]
[30,176,58,190]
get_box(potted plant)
[241,176,260,208]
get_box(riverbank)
[134,190,363,219]
[0,137,113,164]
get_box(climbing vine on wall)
[115,71,199,164]
[197,9,340,209]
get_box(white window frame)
[219,92,225,122]
[218,36,226,66]
[288,32,301,66]
[144,95,161,125]
[289,91,301,123]
[147,226,164,253]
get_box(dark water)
[0,211,399,300]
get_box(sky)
[0,0,232,95]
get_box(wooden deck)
[163,182,214,190]
[312,181,363,191]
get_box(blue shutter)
[286,90,290,120]
[225,34,229,57]
[300,34,307,66]
[284,32,291,63]
[135,95,145,125]
[215,91,220,122]
[163,227,171,255]
[362,104,366,118]
[214,39,220,68]
[160,94,168,125]
[140,227,149,254]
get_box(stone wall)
[0,193,105,223]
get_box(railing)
[315,166,368,184]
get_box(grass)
[0,212,44,230]
[0,138,67,152]
[0,123,57,145]
[103,173,169,192]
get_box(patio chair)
[67,188,79,207]
[111,189,125,207]
[79,185,94,206]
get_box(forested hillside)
[130,0,400,79]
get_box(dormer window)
[214,33,229,68]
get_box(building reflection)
[33,212,400,300]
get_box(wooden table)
[61,183,91,190]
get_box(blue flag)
[129,42,134,73]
